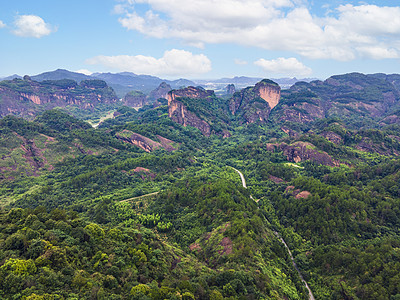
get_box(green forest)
[2,74,400,299]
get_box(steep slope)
[0,77,118,119]
[0,111,132,181]
[166,80,281,136]
[273,72,400,126]
[122,82,172,110]
[167,86,216,136]
[229,79,281,123]
[146,82,172,102]
[123,91,147,108]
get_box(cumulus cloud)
[115,1,400,60]
[0,20,5,28]
[86,49,211,77]
[13,15,56,38]
[254,57,312,76]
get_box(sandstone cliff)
[123,91,146,108]
[273,90,325,123]
[0,77,118,118]
[116,130,176,152]
[167,86,215,136]
[266,141,339,167]
[168,86,214,102]
[273,73,400,124]
[229,79,281,123]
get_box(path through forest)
[230,166,315,300]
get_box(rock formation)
[123,91,146,108]
[147,82,172,102]
[225,84,236,95]
[168,86,214,102]
[266,141,339,167]
[0,77,118,118]
[273,73,400,124]
[229,79,281,123]
[116,130,176,152]
[167,86,215,136]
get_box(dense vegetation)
[2,73,400,299]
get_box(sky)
[1,0,400,80]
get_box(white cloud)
[86,49,211,77]
[254,57,312,76]
[75,69,93,76]
[234,59,248,65]
[0,20,5,28]
[13,15,56,38]
[334,4,400,36]
[115,1,400,61]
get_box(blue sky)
[1,0,400,80]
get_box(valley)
[1,71,400,299]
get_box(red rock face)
[167,86,214,103]
[256,82,281,109]
[267,141,339,167]
[0,78,118,118]
[167,87,214,136]
[116,130,177,152]
[277,99,325,123]
[278,73,400,124]
[229,79,281,123]
[116,131,162,152]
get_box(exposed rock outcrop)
[321,131,343,145]
[274,73,400,124]
[116,130,176,152]
[167,86,215,136]
[0,78,118,118]
[168,86,214,102]
[229,79,281,123]
[225,84,236,95]
[282,141,339,167]
[123,91,146,108]
[355,137,399,156]
[266,141,339,167]
[285,186,312,199]
[147,82,172,102]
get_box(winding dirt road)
[230,166,315,300]
[119,191,159,203]
[230,166,247,188]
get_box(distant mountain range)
[0,69,315,97]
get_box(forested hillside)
[1,73,400,299]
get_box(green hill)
[1,74,400,299]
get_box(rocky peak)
[275,72,400,124]
[254,79,281,109]
[167,86,214,103]
[229,79,281,123]
[147,82,172,102]
[167,86,214,136]
[123,91,146,108]
[225,84,236,95]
